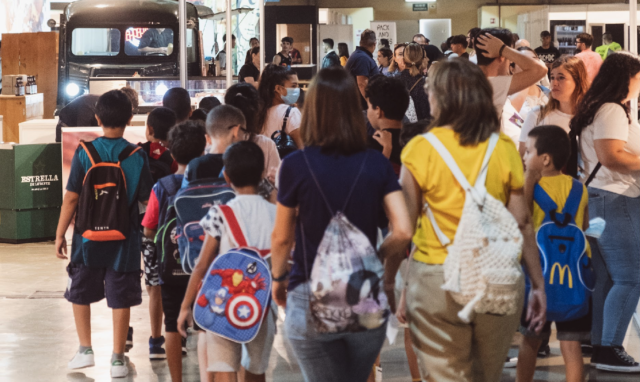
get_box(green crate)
[0,207,60,243]
[0,143,63,210]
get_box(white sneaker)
[110,358,129,378]
[375,366,382,382]
[68,349,95,370]
[504,357,518,368]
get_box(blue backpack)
[175,179,235,274]
[193,205,272,343]
[533,179,594,322]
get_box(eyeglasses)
[226,124,249,134]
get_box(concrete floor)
[1,242,640,382]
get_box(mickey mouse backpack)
[193,205,272,343]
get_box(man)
[321,38,341,69]
[534,31,560,70]
[273,37,293,67]
[448,35,469,60]
[244,37,259,65]
[596,33,622,60]
[138,28,174,55]
[412,34,430,46]
[289,37,303,64]
[217,34,237,72]
[345,29,378,109]
[575,32,603,83]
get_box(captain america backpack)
[193,205,272,343]
[531,179,595,322]
[175,179,235,274]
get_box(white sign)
[370,21,397,65]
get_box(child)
[142,121,206,382]
[177,141,277,382]
[163,87,193,123]
[517,125,590,382]
[183,105,247,185]
[55,90,154,378]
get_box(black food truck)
[57,0,220,111]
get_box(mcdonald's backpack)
[155,175,190,286]
[75,141,141,241]
[175,179,235,274]
[533,179,594,322]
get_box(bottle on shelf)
[15,78,25,96]
[25,77,33,95]
[31,76,37,94]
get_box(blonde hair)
[403,43,426,77]
[538,55,589,123]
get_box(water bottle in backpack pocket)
[175,179,235,273]
[529,180,594,322]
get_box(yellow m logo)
[549,263,572,288]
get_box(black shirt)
[238,64,260,83]
[185,154,224,183]
[398,70,430,121]
[367,128,402,175]
[276,52,292,67]
[138,29,174,50]
[534,46,560,65]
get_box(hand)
[396,288,408,324]
[55,236,68,260]
[177,306,193,338]
[267,167,278,185]
[272,280,288,307]
[373,130,393,158]
[383,279,396,314]
[158,47,168,54]
[475,34,506,59]
[526,288,547,334]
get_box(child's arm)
[582,204,590,232]
[271,203,297,307]
[524,168,542,214]
[143,228,157,240]
[55,191,79,259]
[177,233,219,337]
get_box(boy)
[139,106,178,361]
[142,121,206,382]
[177,140,277,382]
[163,87,193,123]
[518,125,590,382]
[55,90,154,378]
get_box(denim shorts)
[64,262,142,309]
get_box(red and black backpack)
[75,140,141,241]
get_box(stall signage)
[413,4,429,11]
[370,21,397,48]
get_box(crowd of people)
[54,24,640,382]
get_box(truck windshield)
[125,27,175,56]
[71,28,121,56]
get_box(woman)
[377,47,393,76]
[338,43,350,67]
[509,47,550,118]
[400,59,546,381]
[518,55,588,157]
[388,43,406,75]
[238,46,261,84]
[569,52,640,373]
[257,64,303,148]
[398,43,430,121]
[271,67,413,382]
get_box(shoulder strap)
[281,106,293,132]
[585,163,602,187]
[79,140,102,166]
[533,184,558,221]
[409,77,425,93]
[159,175,181,196]
[118,144,142,163]
[561,179,584,221]
[218,205,248,248]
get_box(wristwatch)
[272,271,289,282]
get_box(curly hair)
[538,56,589,123]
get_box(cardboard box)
[1,75,28,96]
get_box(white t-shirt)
[519,90,549,120]
[519,107,572,143]
[261,104,301,139]
[580,103,640,197]
[200,194,277,255]
[501,99,524,146]
[489,76,513,116]
[252,134,281,178]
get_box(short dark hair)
[119,87,139,110]
[541,31,551,38]
[365,75,409,121]
[189,108,208,122]
[198,96,221,113]
[163,88,192,122]
[96,90,132,128]
[528,125,571,170]
[576,33,593,48]
[450,34,468,49]
[467,27,481,48]
[168,121,207,165]
[223,34,236,42]
[360,29,377,48]
[380,39,390,48]
[378,47,393,59]
[249,37,258,43]
[205,104,246,137]
[603,33,613,42]
[413,34,429,43]
[475,28,513,66]
[281,37,293,45]
[147,107,177,140]
[322,38,334,49]
[223,141,264,188]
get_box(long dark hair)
[225,83,261,136]
[256,64,292,134]
[301,67,367,155]
[427,59,499,146]
[338,43,350,59]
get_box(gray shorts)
[64,262,142,309]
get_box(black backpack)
[139,142,174,183]
[271,106,298,159]
[75,141,141,241]
[155,175,190,286]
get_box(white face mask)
[281,88,300,105]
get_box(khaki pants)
[406,260,523,382]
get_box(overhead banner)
[0,0,50,37]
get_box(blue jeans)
[284,283,387,382]
[588,187,640,346]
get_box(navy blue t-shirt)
[182,153,225,187]
[345,46,379,108]
[277,146,402,290]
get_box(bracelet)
[499,44,507,57]
[272,271,289,282]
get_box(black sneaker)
[125,327,133,352]
[149,336,167,360]
[181,337,187,356]
[537,344,550,358]
[581,341,593,356]
[590,345,601,367]
[596,346,640,373]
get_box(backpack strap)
[281,106,293,132]
[409,77,424,93]
[218,205,248,247]
[561,179,584,223]
[533,184,558,224]
[159,175,182,197]
[79,140,102,166]
[118,144,142,164]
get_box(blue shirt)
[277,146,401,290]
[182,154,225,188]
[67,137,153,272]
[345,47,379,108]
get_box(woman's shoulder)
[596,102,627,118]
